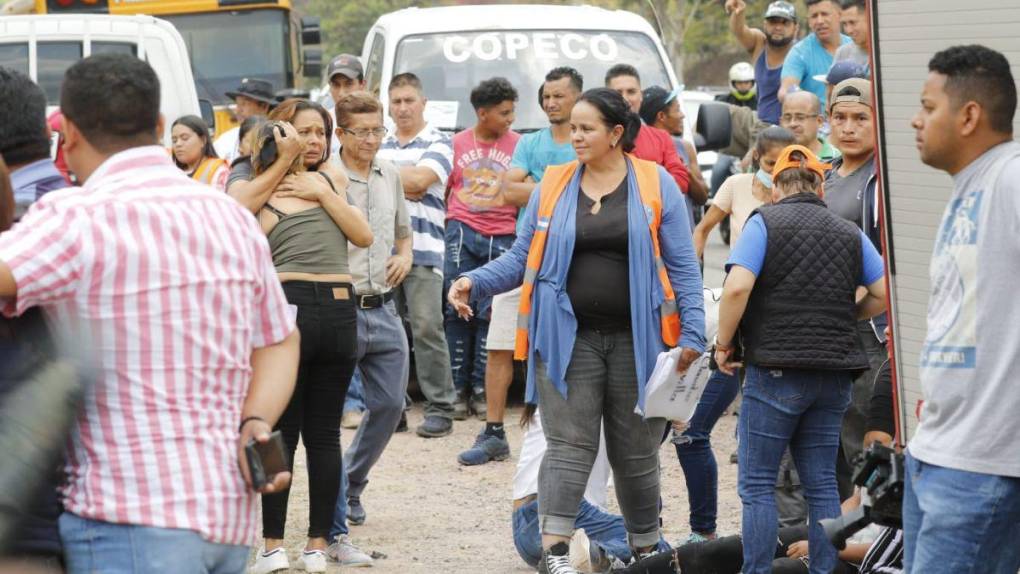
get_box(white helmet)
[729,62,756,87]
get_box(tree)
[307,0,425,62]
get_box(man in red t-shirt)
[445,77,521,418]
[605,64,704,204]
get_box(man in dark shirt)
[825,78,885,495]
[0,68,68,220]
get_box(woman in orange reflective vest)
[448,88,705,573]
[171,115,229,191]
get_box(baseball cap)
[813,60,869,85]
[829,78,873,112]
[327,54,364,81]
[639,85,682,126]
[772,144,831,181]
[764,1,796,21]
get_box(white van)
[360,4,681,134]
[0,14,201,146]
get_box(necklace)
[590,197,603,215]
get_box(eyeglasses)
[341,127,388,139]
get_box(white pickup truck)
[0,14,202,147]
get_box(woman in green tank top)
[234,98,372,572]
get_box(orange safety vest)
[191,157,227,185]
[514,155,682,360]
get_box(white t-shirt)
[512,410,613,510]
[713,172,765,248]
[213,126,240,164]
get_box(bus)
[4,0,323,133]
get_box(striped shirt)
[378,124,452,270]
[859,527,904,574]
[0,146,295,545]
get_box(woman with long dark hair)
[234,99,373,574]
[170,115,229,190]
[449,88,705,574]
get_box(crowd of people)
[0,0,1018,573]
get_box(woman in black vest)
[713,145,887,574]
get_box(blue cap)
[814,60,869,85]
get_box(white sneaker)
[295,549,328,573]
[250,547,289,574]
[327,534,374,567]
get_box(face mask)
[756,168,773,189]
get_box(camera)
[820,442,904,550]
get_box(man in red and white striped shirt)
[0,54,300,573]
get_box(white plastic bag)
[639,349,712,421]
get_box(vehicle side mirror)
[695,102,732,152]
[301,16,322,46]
[303,47,323,79]
[198,99,216,135]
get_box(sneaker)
[295,549,327,573]
[327,534,374,567]
[416,415,453,438]
[540,542,580,574]
[569,529,612,573]
[250,547,289,574]
[453,396,469,421]
[347,496,366,525]
[470,390,488,419]
[341,410,364,430]
[395,410,408,433]
[457,430,510,466]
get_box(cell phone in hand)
[244,430,288,491]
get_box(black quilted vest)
[739,193,868,371]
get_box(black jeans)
[618,525,858,573]
[262,281,357,540]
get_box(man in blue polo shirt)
[456,66,580,467]
[778,0,850,110]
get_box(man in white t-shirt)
[212,78,275,163]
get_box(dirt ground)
[270,408,742,573]
[263,234,736,572]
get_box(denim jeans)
[737,365,852,574]
[344,301,409,499]
[443,219,513,395]
[59,513,249,574]
[903,451,1020,574]
[674,368,741,534]
[396,264,456,418]
[329,466,351,540]
[343,370,365,414]
[512,499,635,568]
[263,281,357,540]
[536,328,667,548]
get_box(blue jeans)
[329,466,351,540]
[903,451,1020,574]
[737,365,852,574]
[343,369,365,414]
[443,219,513,395]
[674,368,740,534]
[59,512,249,574]
[513,499,652,568]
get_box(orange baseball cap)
[771,144,832,181]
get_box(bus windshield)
[393,30,673,132]
[164,9,291,105]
